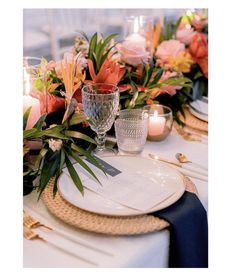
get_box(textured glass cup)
[114,109,148,154]
[82,83,119,155]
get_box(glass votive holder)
[114,109,148,154]
[143,104,173,141]
[23,57,47,116]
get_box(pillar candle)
[148,110,166,136]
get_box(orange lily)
[87,57,125,85]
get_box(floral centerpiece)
[23,10,208,197]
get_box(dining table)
[23,127,208,268]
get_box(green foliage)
[87,32,118,73]
[23,109,106,198]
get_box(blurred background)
[23,8,207,61]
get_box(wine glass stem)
[96,133,106,151]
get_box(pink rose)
[117,41,149,66]
[156,39,185,61]
[176,23,196,44]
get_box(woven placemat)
[42,175,198,236]
[178,107,208,132]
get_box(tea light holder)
[143,104,173,141]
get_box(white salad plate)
[189,97,208,122]
[58,156,185,216]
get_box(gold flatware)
[148,154,208,182]
[23,225,98,266]
[175,153,208,171]
[23,209,113,256]
[23,210,52,230]
[23,225,44,241]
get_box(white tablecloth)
[23,129,208,267]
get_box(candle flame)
[133,17,139,33]
[153,110,159,118]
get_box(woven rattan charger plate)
[43,176,198,235]
[178,107,208,132]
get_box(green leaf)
[38,151,60,198]
[23,107,32,130]
[65,154,84,195]
[60,148,65,170]
[143,64,154,87]
[23,128,38,139]
[99,43,117,68]
[140,65,147,84]
[71,143,106,175]
[149,68,164,87]
[53,149,66,197]
[33,130,68,140]
[96,34,117,69]
[32,125,68,139]
[33,113,47,130]
[160,77,192,87]
[65,130,96,144]
[130,80,138,93]
[88,32,98,59]
[176,16,183,28]
[194,71,203,79]
[66,147,101,185]
[34,148,48,169]
[34,78,44,91]
[69,112,87,126]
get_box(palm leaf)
[64,153,84,195]
[38,151,60,199]
[69,112,87,126]
[23,128,38,139]
[53,149,65,197]
[33,113,47,130]
[96,34,117,69]
[66,147,101,185]
[23,107,32,130]
[71,143,106,175]
[88,32,98,59]
[65,130,96,144]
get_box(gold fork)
[23,210,52,230]
[23,225,98,266]
[23,226,98,266]
[23,225,45,241]
[23,210,113,256]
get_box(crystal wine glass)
[82,83,119,155]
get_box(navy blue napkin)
[150,191,208,268]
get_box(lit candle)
[23,68,41,129]
[148,110,166,136]
[125,17,146,50]
[125,33,146,50]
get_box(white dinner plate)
[58,156,185,216]
[189,98,208,122]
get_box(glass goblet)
[82,83,119,155]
